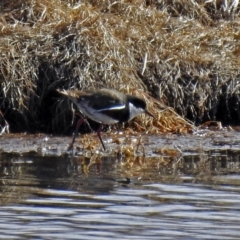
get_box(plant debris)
[0,0,239,135]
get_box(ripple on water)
[1,138,240,239]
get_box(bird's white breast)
[128,103,144,121]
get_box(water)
[1,144,240,240]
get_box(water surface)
[1,133,240,239]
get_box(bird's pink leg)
[96,124,106,151]
[67,117,86,150]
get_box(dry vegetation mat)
[0,0,239,135]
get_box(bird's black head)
[128,96,147,110]
[127,95,154,119]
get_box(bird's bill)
[145,109,154,118]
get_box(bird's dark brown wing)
[85,89,127,112]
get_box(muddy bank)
[0,129,240,158]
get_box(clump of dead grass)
[0,0,239,134]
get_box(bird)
[58,88,154,150]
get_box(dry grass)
[0,0,240,134]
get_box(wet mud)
[0,129,239,158]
